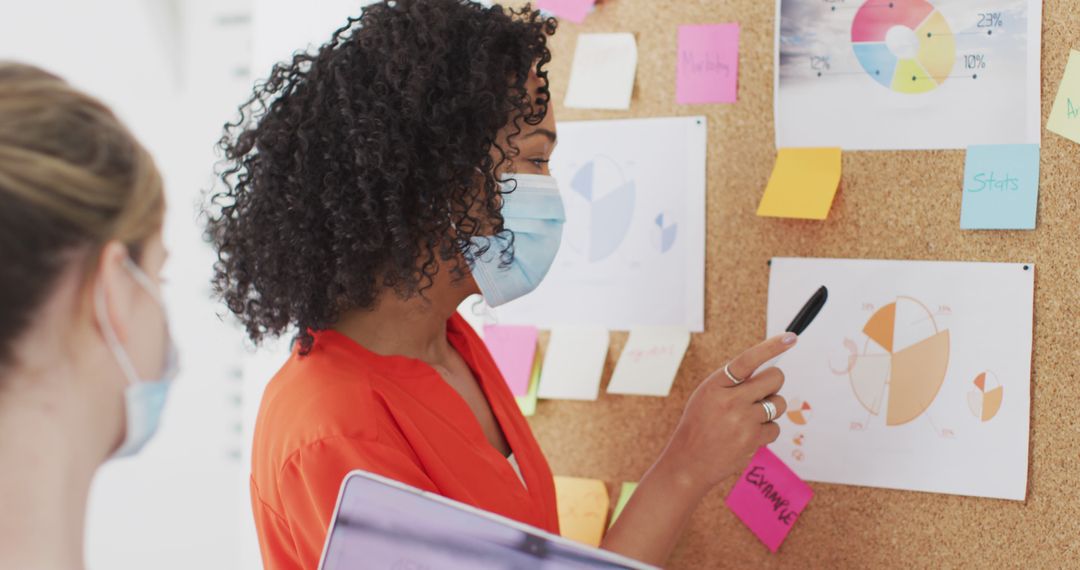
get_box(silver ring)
[761,399,778,423]
[723,363,744,385]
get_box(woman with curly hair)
[206,1,793,567]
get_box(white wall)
[1,1,253,568]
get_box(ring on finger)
[760,399,778,423]
[723,363,744,386]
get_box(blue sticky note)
[960,144,1041,230]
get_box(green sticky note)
[609,482,639,528]
[960,144,1041,230]
[1048,50,1080,145]
[516,354,542,416]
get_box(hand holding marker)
[723,286,828,424]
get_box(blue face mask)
[468,174,565,307]
[95,258,179,459]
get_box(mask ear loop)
[94,278,141,385]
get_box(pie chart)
[786,399,812,425]
[851,0,956,94]
[567,156,636,262]
[848,296,950,426]
[967,371,1004,422]
[652,212,678,254]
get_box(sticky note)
[726,447,813,553]
[483,325,538,396]
[554,476,610,547]
[607,327,691,397]
[1048,50,1080,145]
[676,23,740,104]
[960,144,1041,230]
[516,355,542,417]
[537,0,595,24]
[538,326,609,401]
[756,148,842,220]
[564,33,637,110]
[609,482,638,528]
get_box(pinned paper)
[608,482,638,528]
[607,327,691,397]
[554,476,610,547]
[960,144,1041,230]
[538,326,609,401]
[516,355,542,417]
[726,448,813,552]
[1048,50,1080,145]
[564,33,637,110]
[676,23,740,104]
[756,148,842,220]
[537,0,595,24]
[483,325,538,396]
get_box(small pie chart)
[851,0,956,94]
[787,400,812,425]
[967,371,1004,422]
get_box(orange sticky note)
[553,476,610,547]
[756,148,842,220]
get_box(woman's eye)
[530,158,550,167]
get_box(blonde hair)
[0,62,164,369]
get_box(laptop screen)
[320,471,655,570]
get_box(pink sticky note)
[725,447,813,552]
[537,0,596,24]
[483,325,539,396]
[676,23,740,104]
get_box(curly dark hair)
[205,0,556,351]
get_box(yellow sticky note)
[554,476,610,547]
[608,481,638,528]
[515,354,542,416]
[756,147,842,220]
[1048,50,1080,145]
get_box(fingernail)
[782,332,798,345]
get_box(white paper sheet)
[492,116,706,331]
[537,327,610,401]
[775,0,1042,150]
[607,327,691,397]
[766,258,1033,500]
[564,33,638,110]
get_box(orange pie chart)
[787,400,812,425]
[967,371,1003,422]
[849,297,950,426]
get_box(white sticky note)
[607,327,691,396]
[564,33,637,110]
[538,327,609,401]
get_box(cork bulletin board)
[518,0,1080,567]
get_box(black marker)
[786,286,828,336]
[761,286,828,371]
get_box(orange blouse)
[249,314,559,570]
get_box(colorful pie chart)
[851,0,956,94]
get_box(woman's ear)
[93,241,138,345]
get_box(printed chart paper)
[564,33,638,110]
[776,0,1042,150]
[607,326,691,396]
[726,448,813,552]
[493,117,706,331]
[766,258,1033,500]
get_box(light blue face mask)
[95,258,179,459]
[468,174,566,307]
